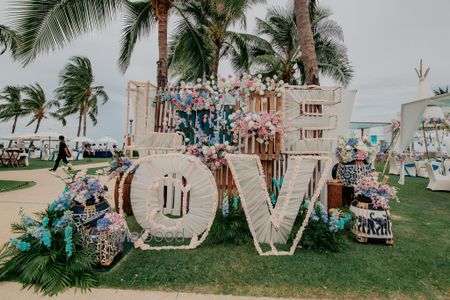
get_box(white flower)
[259,90,265,96]
[248,120,255,129]
[345,145,352,150]
[273,75,278,80]
[257,74,262,79]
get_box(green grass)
[99,174,450,299]
[0,158,111,171]
[0,180,36,192]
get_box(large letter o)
[129,153,218,249]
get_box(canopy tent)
[350,121,390,130]
[97,136,118,144]
[69,136,94,144]
[399,94,450,151]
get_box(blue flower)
[97,217,111,231]
[222,198,230,217]
[10,238,31,251]
[232,197,240,209]
[42,230,52,247]
[41,217,49,227]
[64,226,73,257]
[20,215,36,227]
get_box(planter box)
[350,199,393,245]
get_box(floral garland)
[184,141,236,171]
[105,157,137,181]
[229,110,285,145]
[336,136,373,163]
[354,172,398,209]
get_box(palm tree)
[232,3,353,86]
[8,0,196,89]
[168,0,265,81]
[295,0,319,85]
[434,86,449,96]
[54,56,109,138]
[0,25,18,56]
[22,83,59,134]
[0,86,25,135]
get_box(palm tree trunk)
[153,0,170,90]
[83,109,87,137]
[211,40,222,78]
[295,0,320,86]
[9,115,18,147]
[11,115,18,134]
[75,110,83,149]
[34,118,41,134]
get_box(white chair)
[444,159,450,176]
[388,157,401,175]
[425,162,450,191]
[416,160,428,178]
[403,162,417,177]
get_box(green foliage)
[0,206,98,296]
[206,196,251,245]
[290,201,353,253]
[0,24,19,56]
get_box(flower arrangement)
[229,110,284,144]
[354,172,398,209]
[184,141,236,171]
[68,171,107,205]
[393,151,406,162]
[387,119,400,133]
[0,196,97,296]
[96,212,126,232]
[106,156,136,181]
[294,200,353,252]
[336,136,373,163]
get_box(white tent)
[97,136,118,144]
[69,136,94,143]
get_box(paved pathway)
[0,165,309,300]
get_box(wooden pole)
[422,123,430,160]
[382,130,400,176]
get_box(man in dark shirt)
[49,135,72,171]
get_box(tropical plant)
[0,194,98,296]
[232,3,353,86]
[54,56,109,138]
[22,83,59,133]
[8,0,184,89]
[434,86,449,95]
[0,85,25,134]
[168,0,265,81]
[0,25,19,56]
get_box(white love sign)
[118,153,331,255]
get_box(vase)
[71,199,111,228]
[350,199,393,245]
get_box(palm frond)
[119,0,155,73]
[9,0,123,65]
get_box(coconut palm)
[168,0,266,81]
[434,86,449,96]
[22,83,59,134]
[0,86,25,135]
[232,3,353,86]
[8,0,196,89]
[0,25,19,56]
[54,56,109,138]
[295,0,319,85]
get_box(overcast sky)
[1,0,450,142]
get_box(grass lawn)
[0,158,111,171]
[99,174,450,299]
[0,180,36,192]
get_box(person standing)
[49,135,72,171]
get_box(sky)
[1,0,450,142]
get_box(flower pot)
[350,199,393,245]
[335,162,371,188]
[71,200,111,228]
[114,173,134,215]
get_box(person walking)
[49,135,73,171]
